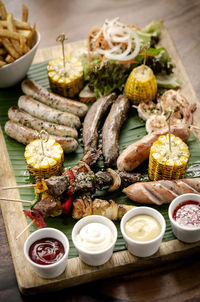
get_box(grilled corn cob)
[47,55,84,98]
[24,138,64,179]
[149,134,189,181]
[124,64,157,104]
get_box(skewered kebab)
[72,195,136,220]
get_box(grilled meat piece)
[81,149,101,166]
[102,95,130,166]
[45,175,69,196]
[117,125,190,172]
[83,92,116,153]
[72,195,136,220]
[75,172,96,194]
[34,195,62,218]
[95,171,113,190]
[72,194,92,219]
[123,178,200,205]
[117,171,141,187]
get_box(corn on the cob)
[47,55,84,98]
[24,138,64,179]
[148,134,189,181]
[124,64,157,104]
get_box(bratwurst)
[102,95,130,166]
[18,95,81,129]
[21,79,88,118]
[117,125,190,172]
[4,120,78,153]
[8,106,78,138]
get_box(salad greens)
[79,20,181,98]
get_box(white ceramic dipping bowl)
[0,30,40,88]
[24,227,69,279]
[120,207,166,257]
[72,215,118,266]
[168,193,200,243]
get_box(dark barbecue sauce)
[173,200,200,228]
[29,237,65,265]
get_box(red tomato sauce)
[29,237,65,265]
[173,200,200,228]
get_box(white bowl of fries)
[0,2,40,88]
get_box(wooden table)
[1,0,200,301]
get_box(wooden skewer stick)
[16,220,35,240]
[190,125,200,131]
[132,105,138,109]
[1,184,36,190]
[0,198,32,204]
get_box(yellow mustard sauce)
[125,214,161,242]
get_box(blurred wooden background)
[1,0,200,301]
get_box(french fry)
[0,47,6,55]
[0,59,6,66]
[11,39,22,55]
[0,29,21,40]
[0,0,7,20]
[22,4,28,22]
[2,38,20,59]
[0,1,36,67]
[0,19,31,30]
[5,53,14,63]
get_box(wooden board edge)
[19,241,200,295]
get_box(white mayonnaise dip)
[125,214,161,242]
[75,222,113,252]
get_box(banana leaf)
[0,61,200,258]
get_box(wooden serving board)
[0,27,200,295]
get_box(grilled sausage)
[8,106,78,138]
[117,125,190,172]
[123,178,200,205]
[4,120,78,153]
[83,92,116,153]
[102,95,130,166]
[18,95,81,129]
[21,79,88,118]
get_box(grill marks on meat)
[102,95,130,166]
[123,178,200,205]
[83,92,116,153]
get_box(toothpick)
[166,110,174,152]
[56,33,68,68]
[0,198,32,204]
[1,184,35,190]
[143,42,150,66]
[132,105,138,110]
[16,220,35,240]
[190,125,200,131]
[39,130,49,156]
